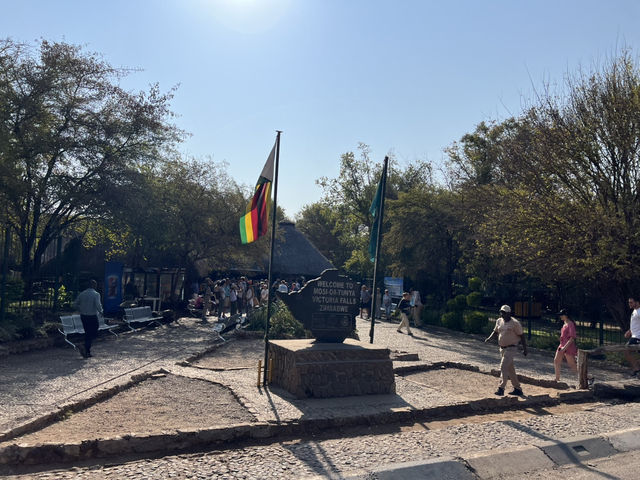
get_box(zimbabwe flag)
[239,143,276,244]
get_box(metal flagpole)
[369,156,389,344]
[263,130,281,385]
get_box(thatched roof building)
[271,221,334,278]
[219,221,334,279]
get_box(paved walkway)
[0,315,632,436]
[0,318,220,435]
[1,315,639,479]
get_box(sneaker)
[508,388,524,396]
[408,332,414,336]
[397,329,402,333]
[494,387,504,396]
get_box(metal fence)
[521,315,626,349]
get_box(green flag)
[368,172,384,262]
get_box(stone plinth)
[268,339,395,398]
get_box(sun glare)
[199,0,292,35]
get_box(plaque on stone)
[276,269,359,342]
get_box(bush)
[421,308,443,326]
[466,291,482,308]
[0,312,36,341]
[268,305,306,339]
[46,285,73,309]
[441,311,464,331]
[464,311,489,334]
[453,294,467,310]
[468,277,482,292]
[37,321,62,337]
[246,301,307,339]
[446,294,468,312]
[5,279,24,304]
[423,294,440,309]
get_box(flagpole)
[369,156,389,344]
[264,130,281,385]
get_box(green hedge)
[441,311,464,331]
[466,291,482,308]
[463,311,489,334]
[246,301,308,339]
[421,308,443,326]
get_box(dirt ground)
[5,340,573,447]
[192,338,263,370]
[402,368,560,401]
[12,373,255,445]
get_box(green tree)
[0,39,182,295]
[295,201,351,268]
[313,143,433,277]
[385,186,462,302]
[457,52,640,329]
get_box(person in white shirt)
[382,289,392,319]
[277,280,289,294]
[624,296,640,376]
[73,279,103,358]
[411,289,423,325]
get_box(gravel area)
[0,318,221,434]
[2,315,639,479]
[8,373,255,445]
[4,400,639,479]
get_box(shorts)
[628,337,640,346]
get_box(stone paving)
[0,318,220,435]
[0,315,638,479]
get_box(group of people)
[192,276,309,321]
[193,277,271,320]
[485,299,640,397]
[359,286,423,328]
[71,277,640,385]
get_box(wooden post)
[257,360,262,388]
[578,350,589,389]
[268,356,273,384]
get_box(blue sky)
[2,0,640,216]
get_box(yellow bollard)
[257,360,262,387]
[268,357,273,384]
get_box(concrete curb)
[0,389,594,466]
[343,427,640,479]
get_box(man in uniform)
[485,305,528,396]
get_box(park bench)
[58,313,118,349]
[578,344,640,388]
[123,306,163,331]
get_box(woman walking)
[554,309,578,381]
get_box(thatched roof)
[272,221,334,277]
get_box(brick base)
[269,339,395,398]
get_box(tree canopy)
[0,39,182,292]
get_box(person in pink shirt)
[554,309,578,381]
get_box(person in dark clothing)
[396,292,413,335]
[73,279,103,358]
